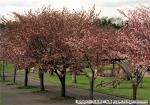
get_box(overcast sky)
[0,0,150,18]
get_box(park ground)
[0,72,125,105]
[0,64,150,105]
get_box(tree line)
[0,6,150,100]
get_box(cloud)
[0,0,51,17]
[0,0,37,7]
[50,0,93,10]
[0,0,52,7]
[0,0,150,18]
[95,0,150,7]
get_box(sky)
[0,0,150,19]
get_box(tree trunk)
[72,72,77,83]
[139,80,143,88]
[111,61,115,76]
[90,72,95,100]
[49,69,53,75]
[54,65,66,97]
[0,63,2,77]
[13,65,17,83]
[60,74,66,97]
[24,68,29,87]
[39,68,45,91]
[132,84,138,100]
[2,61,5,81]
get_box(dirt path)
[0,82,75,105]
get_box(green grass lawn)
[31,72,150,101]
[0,63,14,73]
[0,101,4,105]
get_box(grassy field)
[0,102,4,105]
[31,72,150,101]
[0,63,14,73]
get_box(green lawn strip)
[0,101,4,105]
[16,85,50,94]
[16,85,37,89]
[0,77,23,85]
[0,77,40,91]
[0,79,11,83]
[1,77,51,96]
[51,96,75,100]
[30,72,150,101]
[32,89,50,93]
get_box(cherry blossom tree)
[115,6,150,100]
[65,17,117,99]
[1,7,101,97]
